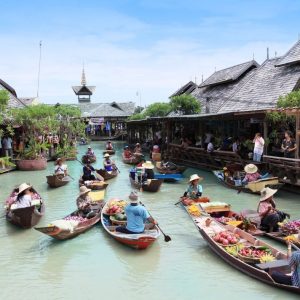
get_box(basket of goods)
[212,231,240,246]
[279,220,300,236]
[225,244,245,257]
[237,246,274,264]
[187,204,201,217]
[104,200,127,216]
[110,213,127,225]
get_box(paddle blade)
[164,235,171,242]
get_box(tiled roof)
[0,79,26,109]
[169,81,197,98]
[219,57,300,113]
[275,40,300,67]
[72,85,96,94]
[199,60,259,88]
[75,101,135,118]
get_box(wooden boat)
[129,176,163,192]
[122,153,140,165]
[35,202,104,240]
[82,154,96,164]
[155,161,186,174]
[97,169,118,180]
[101,200,160,249]
[154,173,183,183]
[102,149,115,155]
[5,187,45,229]
[79,176,109,190]
[212,170,283,194]
[46,175,71,188]
[183,205,300,294]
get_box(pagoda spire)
[81,67,87,86]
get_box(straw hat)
[260,187,278,202]
[142,161,154,169]
[18,183,32,195]
[79,186,91,196]
[244,164,258,174]
[129,191,138,203]
[136,143,140,146]
[189,174,203,183]
[104,153,110,158]
[88,146,91,149]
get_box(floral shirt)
[76,195,92,210]
[258,201,273,217]
[244,172,260,182]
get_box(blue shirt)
[83,165,95,177]
[185,184,203,199]
[125,204,150,233]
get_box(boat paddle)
[291,243,300,251]
[76,158,104,181]
[139,201,171,242]
[174,197,184,206]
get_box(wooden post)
[263,119,268,155]
[296,113,300,159]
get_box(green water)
[0,142,299,300]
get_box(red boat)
[101,200,160,249]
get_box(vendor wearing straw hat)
[106,140,114,150]
[103,153,115,172]
[257,187,289,232]
[54,157,68,178]
[15,183,33,209]
[134,142,142,155]
[76,186,95,218]
[142,161,155,180]
[183,174,204,199]
[116,191,157,234]
[86,146,95,157]
[242,164,262,184]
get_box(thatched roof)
[275,40,300,67]
[0,79,26,109]
[169,81,197,98]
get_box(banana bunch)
[284,235,298,242]
[259,253,275,263]
[225,244,244,257]
[187,204,201,216]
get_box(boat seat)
[256,259,289,270]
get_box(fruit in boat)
[259,253,275,263]
[187,204,201,216]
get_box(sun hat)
[79,186,91,196]
[88,146,91,149]
[260,187,278,202]
[129,191,138,203]
[136,143,140,146]
[18,183,32,195]
[104,153,110,158]
[244,164,258,174]
[142,161,154,169]
[189,174,203,183]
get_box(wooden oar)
[291,243,300,251]
[76,158,104,181]
[174,197,184,206]
[139,201,171,242]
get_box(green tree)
[144,102,171,117]
[277,90,300,108]
[0,90,9,126]
[170,94,201,115]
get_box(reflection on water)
[0,141,299,300]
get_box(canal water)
[0,142,299,300]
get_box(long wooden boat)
[82,154,96,164]
[79,176,109,190]
[212,170,283,194]
[46,175,71,188]
[101,200,160,249]
[97,169,118,180]
[155,162,186,174]
[129,176,163,192]
[35,202,104,240]
[154,173,183,182]
[5,187,45,229]
[122,153,140,165]
[265,232,300,248]
[102,149,115,155]
[183,204,300,294]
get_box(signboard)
[89,118,104,125]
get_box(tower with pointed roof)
[72,68,96,103]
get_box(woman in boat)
[76,186,95,218]
[86,146,95,157]
[82,160,96,181]
[103,153,115,172]
[242,164,262,184]
[134,143,142,155]
[271,250,300,288]
[123,146,132,159]
[142,161,155,181]
[116,191,157,234]
[106,141,113,150]
[281,130,297,158]
[183,174,203,199]
[136,157,146,168]
[54,158,68,178]
[15,183,33,209]
[257,187,290,232]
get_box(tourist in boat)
[116,191,157,234]
[54,158,68,178]
[253,132,265,162]
[142,161,155,180]
[103,153,115,172]
[136,157,146,168]
[82,160,96,181]
[14,183,33,209]
[271,250,300,287]
[281,131,297,158]
[86,146,95,157]
[183,174,203,199]
[106,141,113,150]
[123,146,132,159]
[80,137,87,145]
[134,143,142,155]
[257,187,290,232]
[76,186,95,218]
[242,164,262,184]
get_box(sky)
[0,0,300,106]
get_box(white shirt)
[253,137,265,155]
[204,133,212,144]
[55,164,67,175]
[16,194,32,208]
[232,142,239,152]
[207,142,214,153]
